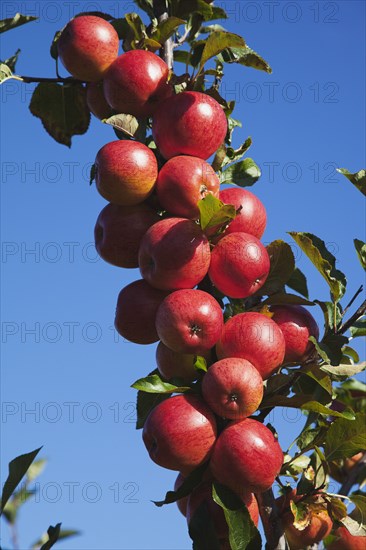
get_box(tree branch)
[153,0,174,69]
[256,490,289,550]
[339,452,366,496]
[338,298,366,335]
[8,75,82,84]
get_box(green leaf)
[354,239,366,269]
[152,16,185,43]
[39,524,61,550]
[2,49,20,72]
[349,495,366,527]
[0,13,38,34]
[133,0,154,18]
[325,413,366,460]
[136,390,170,429]
[315,300,343,334]
[50,31,61,60]
[1,447,42,514]
[296,427,323,452]
[301,401,355,420]
[32,529,80,549]
[198,194,236,232]
[103,114,147,142]
[221,137,253,169]
[256,240,295,296]
[29,83,90,147]
[309,334,349,367]
[0,63,13,84]
[282,454,311,476]
[27,459,47,483]
[153,462,208,507]
[350,319,366,338]
[194,356,207,373]
[327,497,348,522]
[341,345,360,363]
[189,500,221,550]
[212,483,262,550]
[125,13,146,42]
[262,293,314,307]
[337,168,366,196]
[174,0,217,21]
[199,31,245,70]
[289,232,347,302]
[321,362,366,378]
[131,374,190,394]
[286,267,309,298]
[218,45,272,73]
[219,158,261,187]
[302,365,333,395]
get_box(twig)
[338,298,366,335]
[342,285,364,318]
[153,0,174,69]
[7,75,82,84]
[256,490,289,549]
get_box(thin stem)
[342,285,364,318]
[338,298,366,335]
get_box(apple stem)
[256,489,290,550]
[153,0,174,70]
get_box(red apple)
[94,202,159,268]
[103,50,172,118]
[152,91,227,160]
[187,482,259,539]
[114,279,169,345]
[155,289,223,355]
[57,16,119,81]
[156,342,212,384]
[142,394,217,475]
[86,81,113,119]
[174,473,188,517]
[219,187,267,239]
[210,418,283,494]
[328,526,366,550]
[270,305,320,363]
[138,217,211,290]
[202,358,264,420]
[216,312,286,379]
[95,140,158,206]
[277,490,333,550]
[208,232,270,299]
[156,156,220,219]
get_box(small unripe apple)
[152,91,227,160]
[219,187,267,239]
[57,16,119,81]
[114,279,169,345]
[216,312,286,379]
[156,342,212,383]
[155,289,223,355]
[86,81,113,119]
[210,418,283,494]
[94,202,159,268]
[202,358,264,420]
[327,525,366,550]
[138,217,211,291]
[142,394,217,475]
[270,305,320,363]
[95,140,158,206]
[103,50,172,118]
[209,232,270,298]
[156,156,220,219]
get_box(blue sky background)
[1,1,365,549]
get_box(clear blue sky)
[1,1,365,549]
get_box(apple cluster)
[57,15,327,547]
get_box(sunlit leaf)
[325,413,366,460]
[219,158,261,187]
[0,13,38,34]
[337,168,366,196]
[131,374,190,394]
